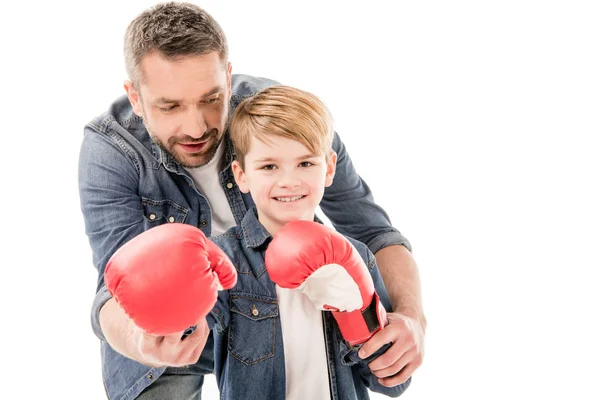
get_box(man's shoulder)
[85,95,143,133]
[344,235,376,269]
[231,74,281,101]
[82,95,152,160]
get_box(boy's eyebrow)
[253,154,319,163]
[153,86,223,104]
[253,157,278,163]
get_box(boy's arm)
[337,247,411,396]
[360,245,425,387]
[320,132,426,385]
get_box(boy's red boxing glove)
[265,220,386,346]
[105,223,237,336]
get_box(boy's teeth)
[276,195,303,202]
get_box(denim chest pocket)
[228,296,278,365]
[141,198,188,225]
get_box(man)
[78,2,425,399]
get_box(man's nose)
[181,107,208,139]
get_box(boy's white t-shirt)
[184,140,237,236]
[276,285,332,400]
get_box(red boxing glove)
[105,223,237,336]
[265,220,386,346]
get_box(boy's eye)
[261,164,277,170]
[299,161,314,167]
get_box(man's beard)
[150,128,224,168]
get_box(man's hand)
[101,297,210,368]
[358,312,425,387]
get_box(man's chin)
[173,146,219,168]
[176,153,210,168]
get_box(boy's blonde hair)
[229,85,334,170]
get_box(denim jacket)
[78,74,411,400]
[209,208,411,399]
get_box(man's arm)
[79,127,208,367]
[375,245,426,329]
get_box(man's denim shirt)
[208,208,410,399]
[79,74,411,400]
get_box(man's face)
[125,51,232,168]
[232,135,336,235]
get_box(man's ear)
[324,151,337,187]
[226,62,233,102]
[124,80,144,117]
[232,160,249,193]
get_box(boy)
[104,85,411,399]
[209,85,411,399]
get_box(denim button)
[251,305,259,316]
[201,220,207,226]
[168,216,175,223]
[148,373,153,380]
[149,213,156,220]
[226,182,233,189]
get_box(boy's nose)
[277,170,301,188]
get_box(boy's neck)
[257,212,318,237]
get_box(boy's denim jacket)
[208,208,411,399]
[79,74,411,400]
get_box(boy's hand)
[265,220,386,345]
[105,223,237,336]
[358,312,425,387]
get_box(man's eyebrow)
[200,86,223,99]
[154,86,224,104]
[155,97,179,104]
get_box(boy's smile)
[232,135,336,235]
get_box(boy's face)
[232,135,336,235]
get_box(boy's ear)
[232,160,250,193]
[324,151,337,187]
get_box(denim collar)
[240,208,272,250]
[239,208,325,250]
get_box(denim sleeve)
[320,132,412,254]
[207,290,230,334]
[79,127,148,341]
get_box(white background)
[2,1,599,399]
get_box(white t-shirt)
[184,141,237,236]
[276,285,332,400]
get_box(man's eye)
[159,105,178,112]
[206,97,220,104]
